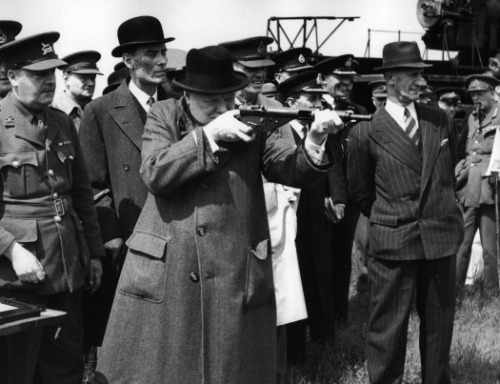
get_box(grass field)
[289,286,500,384]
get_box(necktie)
[33,113,47,143]
[146,96,155,108]
[404,108,419,146]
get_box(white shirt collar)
[128,80,158,112]
[290,119,307,139]
[385,99,418,130]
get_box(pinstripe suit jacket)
[347,103,464,261]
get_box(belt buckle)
[54,198,65,217]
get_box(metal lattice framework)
[266,16,359,54]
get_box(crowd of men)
[0,13,498,384]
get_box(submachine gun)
[238,105,372,132]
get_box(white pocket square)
[440,138,449,147]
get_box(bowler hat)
[112,16,175,57]
[173,45,249,94]
[219,36,274,68]
[465,74,500,92]
[0,31,66,71]
[0,20,22,46]
[60,50,103,75]
[277,70,325,99]
[375,41,432,70]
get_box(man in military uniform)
[0,32,104,384]
[0,20,22,99]
[369,79,387,110]
[272,47,314,84]
[437,87,462,119]
[52,50,103,132]
[456,74,500,294]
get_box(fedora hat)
[112,16,175,57]
[173,45,249,94]
[375,41,432,70]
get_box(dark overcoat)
[97,98,332,384]
[78,80,170,242]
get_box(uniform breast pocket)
[55,143,76,184]
[0,152,39,198]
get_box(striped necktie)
[404,107,419,146]
[146,96,155,108]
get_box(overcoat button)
[189,272,199,283]
[54,215,62,223]
[123,163,130,171]
[197,227,206,237]
[12,160,19,168]
[69,155,74,160]
[52,193,58,199]
[48,169,54,176]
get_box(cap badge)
[345,57,352,69]
[4,115,15,127]
[0,30,6,45]
[257,42,265,56]
[41,42,54,56]
[471,79,480,88]
[298,54,305,64]
[316,73,324,85]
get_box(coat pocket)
[244,239,274,310]
[0,152,39,198]
[119,231,168,303]
[0,218,38,288]
[369,212,398,227]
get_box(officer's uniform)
[52,50,103,132]
[0,32,104,384]
[456,75,500,292]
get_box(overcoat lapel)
[109,81,145,150]
[418,104,440,193]
[372,107,422,174]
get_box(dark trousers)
[367,256,456,384]
[330,201,360,322]
[456,205,499,291]
[0,288,84,384]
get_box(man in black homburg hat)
[455,74,500,295]
[96,44,343,384]
[0,20,22,99]
[347,41,463,384]
[0,32,104,384]
[52,50,103,132]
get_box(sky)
[0,0,430,95]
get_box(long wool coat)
[97,97,331,384]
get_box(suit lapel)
[109,81,145,150]
[418,104,441,193]
[371,107,422,174]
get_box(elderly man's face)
[125,43,167,87]
[387,69,426,105]
[0,61,11,98]
[64,73,97,101]
[233,62,266,98]
[324,74,352,98]
[8,68,56,110]
[470,89,495,112]
[187,91,236,125]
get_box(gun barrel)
[239,105,371,122]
